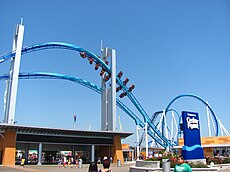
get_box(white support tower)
[4,21,24,124]
[206,102,212,137]
[170,111,174,145]
[219,119,230,136]
[150,110,179,148]
[145,122,148,157]
[136,125,146,159]
[172,111,178,145]
[136,125,140,160]
[101,47,117,131]
[206,103,230,137]
[162,110,169,142]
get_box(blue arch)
[165,94,219,136]
[0,72,169,148]
[0,42,171,147]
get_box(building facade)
[0,124,132,166]
[177,136,230,157]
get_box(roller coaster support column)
[145,122,148,158]
[136,124,149,158]
[101,47,116,131]
[136,126,140,160]
[4,20,24,124]
[206,102,211,137]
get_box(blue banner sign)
[182,111,204,160]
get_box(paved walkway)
[2,162,230,172]
[0,162,135,172]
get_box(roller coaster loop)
[165,94,219,136]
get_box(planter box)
[136,160,160,168]
[130,166,161,172]
[130,166,218,172]
[130,160,218,172]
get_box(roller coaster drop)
[0,24,222,150]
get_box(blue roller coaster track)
[165,94,219,136]
[139,109,180,146]
[0,72,167,147]
[139,94,220,147]
[0,42,171,148]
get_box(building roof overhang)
[0,123,133,139]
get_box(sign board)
[182,111,204,160]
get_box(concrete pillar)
[25,143,29,164]
[131,150,134,161]
[37,143,42,165]
[91,145,95,162]
[72,145,75,160]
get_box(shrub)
[188,162,208,168]
[146,157,208,168]
[206,157,230,165]
[145,158,155,161]
[223,158,230,164]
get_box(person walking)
[99,156,112,172]
[174,155,192,172]
[88,161,98,172]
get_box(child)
[58,159,62,167]
[20,158,25,167]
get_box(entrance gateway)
[0,124,132,166]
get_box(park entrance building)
[0,123,132,166]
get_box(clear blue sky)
[0,0,230,145]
